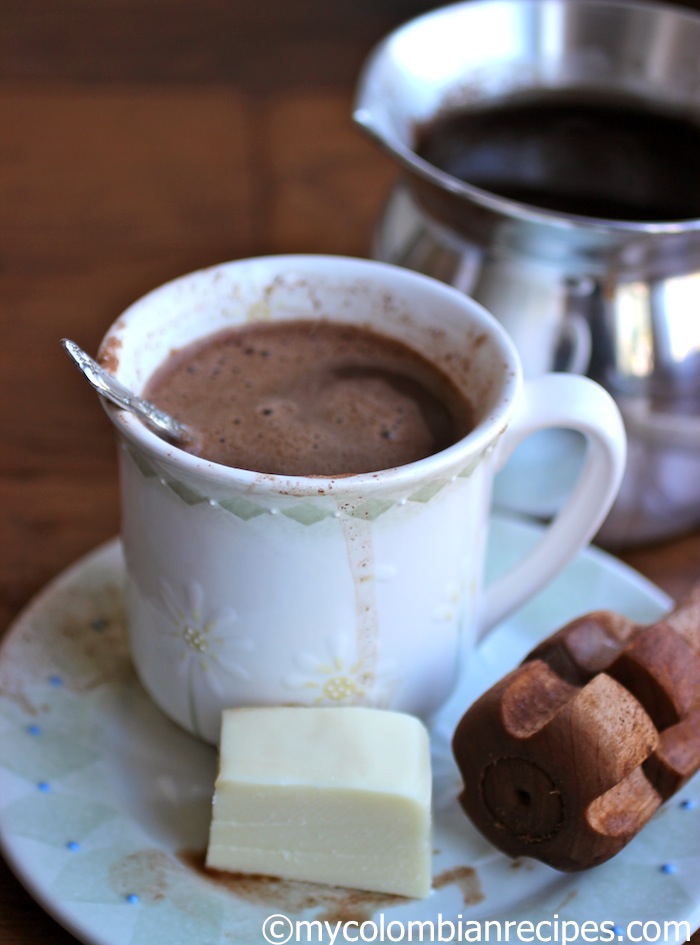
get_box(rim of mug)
[100,254,522,496]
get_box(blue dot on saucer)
[660,862,677,875]
[680,798,696,811]
[66,841,81,852]
[125,893,140,905]
[37,781,51,793]
[26,724,42,736]
[48,674,63,687]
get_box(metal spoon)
[61,338,193,446]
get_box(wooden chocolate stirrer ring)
[452,586,700,871]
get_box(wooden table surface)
[2,1,700,941]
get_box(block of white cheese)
[205,706,432,898]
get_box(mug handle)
[478,373,626,639]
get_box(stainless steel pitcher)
[353,0,700,546]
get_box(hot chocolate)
[142,319,474,476]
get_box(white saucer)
[1,514,699,945]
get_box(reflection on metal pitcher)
[354,0,700,545]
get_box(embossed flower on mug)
[156,579,253,735]
[284,635,398,707]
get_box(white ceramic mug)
[99,255,626,743]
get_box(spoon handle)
[61,338,193,446]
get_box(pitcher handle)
[479,373,626,639]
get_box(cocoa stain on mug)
[98,332,123,374]
[336,512,379,694]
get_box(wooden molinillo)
[452,587,700,871]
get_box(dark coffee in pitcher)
[415,90,700,221]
